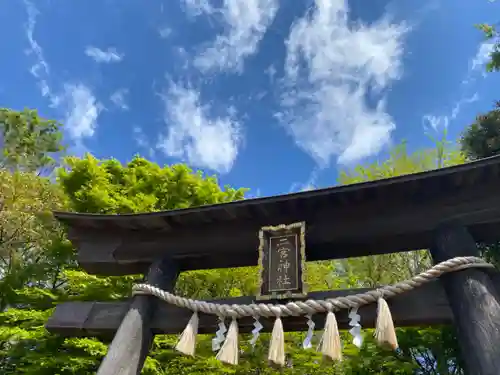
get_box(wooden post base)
[96,259,179,375]
[431,223,500,375]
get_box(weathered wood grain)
[47,281,454,340]
[53,158,500,276]
[95,259,179,375]
[431,223,500,375]
[74,185,500,275]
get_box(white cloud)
[24,0,52,98]
[277,0,408,166]
[423,38,492,132]
[471,41,495,72]
[157,82,242,173]
[265,64,277,83]
[110,89,129,110]
[85,46,123,63]
[23,1,102,147]
[58,84,102,141]
[158,26,172,39]
[184,0,279,73]
[183,0,215,16]
[423,93,479,132]
[133,126,156,159]
[289,168,319,193]
[451,93,479,119]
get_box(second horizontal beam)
[46,280,455,339]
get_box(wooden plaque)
[257,222,307,300]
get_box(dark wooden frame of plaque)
[257,221,307,300]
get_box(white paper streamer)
[249,317,263,347]
[302,315,315,349]
[348,307,363,348]
[212,317,227,351]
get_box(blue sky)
[1,0,499,197]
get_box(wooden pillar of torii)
[96,259,179,375]
[432,223,500,375]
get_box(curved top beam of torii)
[53,155,500,276]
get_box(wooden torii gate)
[46,156,500,375]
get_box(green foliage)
[397,327,463,375]
[0,304,105,374]
[0,108,80,373]
[476,23,500,72]
[0,108,65,172]
[57,154,247,214]
[459,83,500,278]
[0,169,71,310]
[339,141,466,185]
[460,102,500,160]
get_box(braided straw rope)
[132,256,494,319]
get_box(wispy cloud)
[156,82,242,173]
[133,126,156,159]
[158,26,172,39]
[471,41,495,73]
[24,0,52,98]
[183,0,216,17]
[423,39,493,132]
[110,88,129,110]
[265,64,277,84]
[277,0,408,166]
[423,93,479,132]
[184,0,279,73]
[289,168,319,193]
[59,84,102,142]
[85,46,124,63]
[23,1,102,147]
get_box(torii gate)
[46,156,500,375]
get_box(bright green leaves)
[0,169,69,310]
[339,142,466,185]
[57,154,248,214]
[0,108,65,172]
[476,23,500,72]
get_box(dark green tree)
[460,102,500,160]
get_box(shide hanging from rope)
[132,222,493,366]
[133,254,492,366]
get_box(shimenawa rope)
[132,256,492,318]
[131,256,494,366]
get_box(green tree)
[57,154,246,214]
[459,102,500,270]
[0,109,75,373]
[0,169,71,310]
[460,102,500,160]
[476,23,500,72]
[0,108,65,172]
[0,108,69,311]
